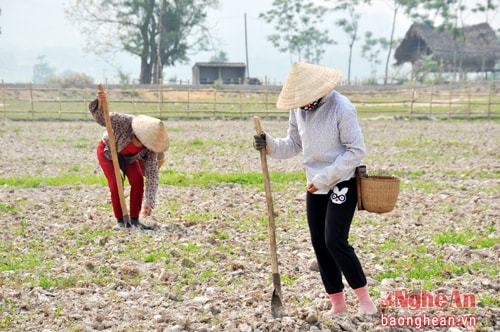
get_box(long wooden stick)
[98,84,130,226]
[253,116,283,318]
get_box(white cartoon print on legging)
[331,186,348,204]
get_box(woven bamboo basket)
[360,176,400,213]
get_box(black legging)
[306,177,367,294]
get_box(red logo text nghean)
[380,290,476,310]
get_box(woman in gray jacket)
[253,62,377,316]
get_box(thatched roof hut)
[394,22,500,73]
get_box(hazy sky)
[0,0,497,84]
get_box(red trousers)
[97,141,144,219]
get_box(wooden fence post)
[467,84,472,120]
[83,87,88,118]
[409,79,416,119]
[29,83,34,118]
[213,88,217,117]
[239,84,243,116]
[429,80,434,118]
[59,87,63,116]
[265,76,269,114]
[131,82,136,114]
[487,83,492,120]
[448,81,453,120]
[158,79,163,117]
[2,80,5,118]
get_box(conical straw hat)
[132,115,169,153]
[276,62,343,110]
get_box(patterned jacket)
[89,99,160,208]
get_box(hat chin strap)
[132,134,144,148]
[301,98,322,111]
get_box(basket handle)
[355,166,366,210]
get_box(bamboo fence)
[1,80,499,120]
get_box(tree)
[361,32,386,80]
[209,50,229,63]
[379,0,409,85]
[327,0,371,85]
[33,56,56,84]
[116,68,132,85]
[259,0,334,64]
[471,0,499,24]
[66,0,219,84]
[412,54,443,83]
[46,70,95,86]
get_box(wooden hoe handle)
[253,116,281,290]
[98,84,130,225]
